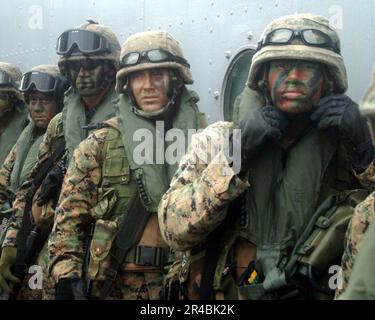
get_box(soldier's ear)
[323,67,336,94]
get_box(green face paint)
[67,58,107,97]
[267,59,325,114]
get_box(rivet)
[259,3,263,10]
[209,59,213,65]
[247,31,254,40]
[210,27,213,33]
[275,0,279,6]
[245,7,248,13]
[224,50,231,59]
[213,91,220,99]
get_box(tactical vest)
[62,86,117,160]
[9,122,44,193]
[87,89,206,289]
[0,103,28,166]
[169,94,358,300]
[31,86,118,232]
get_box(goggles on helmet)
[0,70,17,88]
[56,29,120,55]
[257,28,340,54]
[121,49,190,68]
[19,71,66,94]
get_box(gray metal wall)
[1,0,374,123]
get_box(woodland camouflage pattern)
[159,121,249,251]
[48,119,164,299]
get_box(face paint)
[267,59,325,114]
[67,58,107,96]
[0,92,11,118]
[129,68,170,112]
[28,91,59,129]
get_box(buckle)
[135,246,166,267]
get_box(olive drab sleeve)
[158,121,249,251]
[336,192,375,298]
[48,130,105,282]
[1,114,61,248]
[0,145,16,206]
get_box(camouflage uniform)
[0,62,28,168]
[1,22,121,300]
[158,14,372,300]
[0,65,67,300]
[338,214,375,299]
[335,66,375,298]
[48,31,205,300]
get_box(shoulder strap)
[99,192,151,299]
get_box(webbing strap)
[99,193,151,299]
[198,195,243,300]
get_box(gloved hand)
[237,105,288,168]
[37,162,65,207]
[55,278,87,300]
[311,94,375,172]
[0,246,19,294]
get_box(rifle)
[9,138,65,300]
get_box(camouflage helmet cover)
[247,13,347,94]
[0,61,23,101]
[116,30,193,94]
[58,21,121,73]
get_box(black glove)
[311,94,375,172]
[37,161,65,207]
[237,105,288,168]
[55,278,87,300]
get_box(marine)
[0,62,28,168]
[0,20,121,299]
[48,30,206,300]
[158,13,374,300]
[0,64,68,299]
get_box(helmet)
[360,66,375,117]
[247,13,347,94]
[0,62,23,101]
[57,21,121,74]
[116,30,193,94]
[20,64,69,104]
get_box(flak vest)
[182,92,356,300]
[87,89,206,283]
[31,86,118,232]
[0,103,28,167]
[10,122,44,193]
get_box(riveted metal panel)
[0,0,374,122]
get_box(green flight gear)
[61,85,117,160]
[0,103,29,167]
[9,122,44,194]
[84,88,205,298]
[114,88,205,213]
